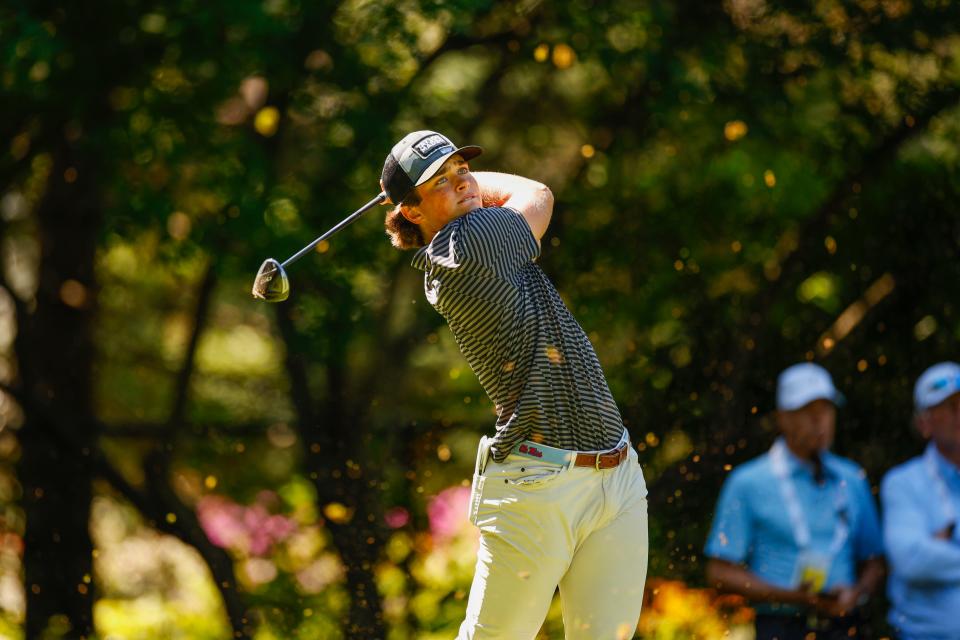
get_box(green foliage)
[2,0,960,636]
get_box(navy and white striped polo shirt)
[411,206,625,462]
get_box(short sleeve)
[457,207,540,278]
[704,471,752,564]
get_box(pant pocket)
[504,465,563,486]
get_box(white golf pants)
[457,434,649,639]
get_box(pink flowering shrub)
[426,486,472,544]
[197,493,297,557]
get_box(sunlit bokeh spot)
[824,235,837,254]
[533,43,549,62]
[29,61,50,83]
[241,557,278,587]
[296,553,346,593]
[167,211,191,241]
[545,345,564,365]
[914,315,937,341]
[552,43,576,69]
[59,279,87,308]
[797,272,838,310]
[323,502,352,524]
[254,106,280,137]
[240,76,268,110]
[724,120,748,141]
[10,133,30,161]
[140,13,167,34]
[267,422,297,449]
[304,49,333,71]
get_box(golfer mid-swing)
[381,130,648,639]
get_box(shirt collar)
[773,437,839,479]
[411,246,429,272]
[410,217,463,272]
[927,442,960,481]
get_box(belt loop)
[595,452,602,471]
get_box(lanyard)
[924,444,958,526]
[769,439,850,555]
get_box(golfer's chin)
[452,199,482,218]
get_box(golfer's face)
[780,398,836,458]
[411,155,481,230]
[919,392,960,454]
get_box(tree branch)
[100,421,272,439]
[419,30,517,71]
[168,262,218,429]
[138,258,252,636]
[723,86,960,421]
[417,1,546,70]
[18,396,245,638]
[143,450,250,638]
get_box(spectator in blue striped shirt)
[380,130,648,640]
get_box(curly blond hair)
[384,191,424,249]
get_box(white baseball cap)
[776,362,843,411]
[914,361,960,412]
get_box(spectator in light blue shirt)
[705,363,885,640]
[881,361,960,640]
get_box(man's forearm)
[705,559,815,606]
[852,557,885,600]
[473,171,541,206]
[473,171,554,241]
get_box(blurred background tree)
[1,0,959,638]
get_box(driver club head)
[252,258,290,302]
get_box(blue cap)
[777,363,844,411]
[914,361,960,412]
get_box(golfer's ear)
[400,204,422,225]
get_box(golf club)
[252,192,388,302]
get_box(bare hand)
[790,582,820,608]
[934,523,955,540]
[816,587,858,617]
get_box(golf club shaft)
[280,192,388,268]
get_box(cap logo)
[412,134,451,159]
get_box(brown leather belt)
[511,438,631,470]
[573,441,630,470]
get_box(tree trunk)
[17,145,99,638]
[276,303,387,638]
